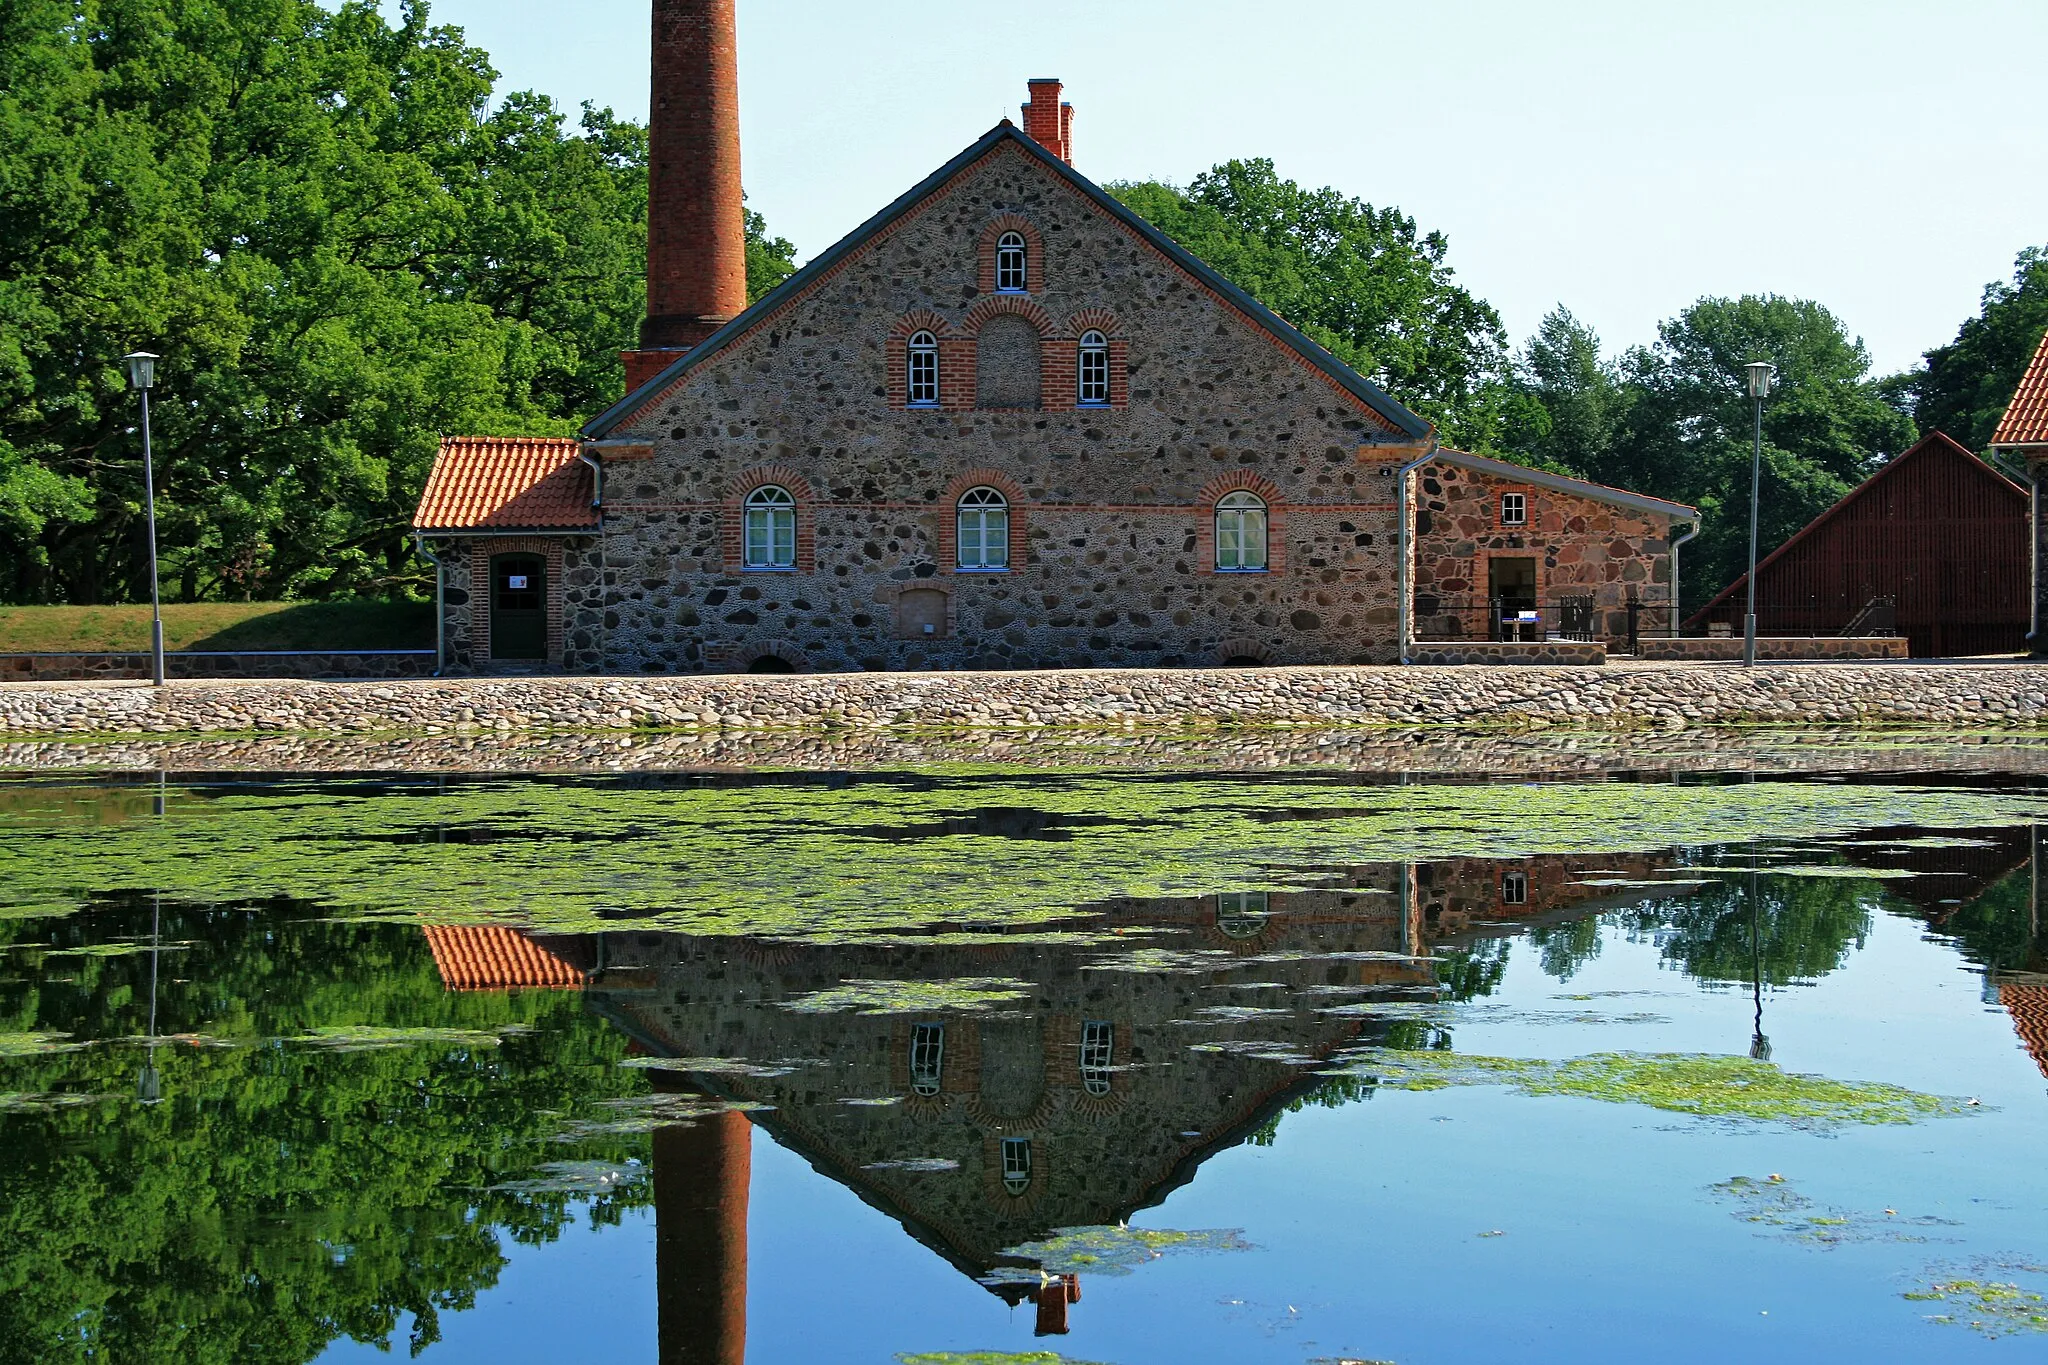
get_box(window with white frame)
[1214,491,1268,571]
[909,1021,945,1096]
[995,231,1027,292]
[1500,491,1527,526]
[1079,1020,1114,1096]
[1216,890,1271,939]
[1501,869,1528,905]
[743,485,796,569]
[1000,1136,1033,1195]
[956,486,1009,570]
[907,330,939,406]
[1077,329,1109,405]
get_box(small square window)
[1501,870,1528,905]
[1500,492,1527,527]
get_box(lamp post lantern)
[1742,361,1776,667]
[121,352,165,686]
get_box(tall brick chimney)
[1021,78,1073,163]
[626,0,750,393]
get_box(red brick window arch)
[888,311,959,412]
[1195,473,1287,575]
[1054,309,1127,410]
[978,215,1045,295]
[723,467,816,573]
[938,469,1029,572]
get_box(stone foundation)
[4,661,2047,737]
[0,651,437,683]
[1636,637,1911,662]
[1405,641,1606,666]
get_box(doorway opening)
[1488,557,1538,642]
[489,554,547,660]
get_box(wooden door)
[489,554,547,660]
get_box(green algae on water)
[898,1353,1111,1365]
[288,1025,514,1052]
[0,1031,90,1059]
[782,978,1033,1015]
[491,1160,647,1196]
[1329,1049,1970,1128]
[1906,1259,2048,1337]
[1709,1175,1959,1246]
[989,1225,1252,1281]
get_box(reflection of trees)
[1435,940,1510,1001]
[1916,859,2046,976]
[1530,917,1604,983]
[1617,876,1873,987]
[0,902,649,1364]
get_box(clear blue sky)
[383,0,2046,377]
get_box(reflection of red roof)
[424,925,586,992]
[2001,982,2048,1080]
[1992,331,2048,448]
[413,436,595,531]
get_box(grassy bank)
[0,602,433,653]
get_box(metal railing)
[1671,595,1901,641]
[1410,595,1610,644]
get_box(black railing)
[1673,595,1901,641]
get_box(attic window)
[1502,870,1528,905]
[995,232,1027,292]
[1500,492,1528,527]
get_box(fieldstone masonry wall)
[7,663,2048,737]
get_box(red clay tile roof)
[1993,330,2048,448]
[2003,982,2048,1081]
[413,436,596,531]
[423,925,586,992]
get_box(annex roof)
[1431,448,1699,520]
[2002,982,2048,1082]
[413,436,596,533]
[423,925,587,993]
[1689,429,2024,619]
[1991,329,2048,449]
[583,122,1433,443]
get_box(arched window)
[1214,491,1268,571]
[1000,1136,1033,1195]
[1216,890,1271,939]
[909,1021,945,1096]
[995,231,1027,292]
[1078,1020,1114,1096]
[906,330,939,407]
[1077,329,1109,405]
[956,486,1009,570]
[743,485,796,569]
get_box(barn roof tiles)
[413,436,596,532]
[1992,330,2048,449]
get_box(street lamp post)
[1742,361,1776,667]
[122,352,165,687]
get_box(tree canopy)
[1911,245,2048,452]
[0,0,792,606]
[1111,160,1521,451]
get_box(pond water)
[3,740,2048,1363]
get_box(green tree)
[1912,245,2048,452]
[1110,160,1518,450]
[0,0,793,607]
[1504,307,1627,477]
[1605,296,1914,609]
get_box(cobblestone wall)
[0,651,435,682]
[1637,636,1911,661]
[6,662,2048,737]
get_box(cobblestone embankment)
[3,663,2045,739]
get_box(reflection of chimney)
[1021,79,1073,164]
[654,1107,752,1365]
[1034,1274,1081,1335]
[626,0,750,393]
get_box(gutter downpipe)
[1396,442,1440,665]
[576,448,606,673]
[413,532,445,677]
[1669,518,1701,643]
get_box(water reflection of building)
[420,853,1676,1356]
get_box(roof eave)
[1430,449,1699,520]
[583,124,1434,442]
[413,524,601,537]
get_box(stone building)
[411,0,1694,674]
[1989,328,2048,654]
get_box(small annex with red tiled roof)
[423,925,587,993]
[413,436,596,533]
[1992,330,2048,451]
[2000,982,2048,1081]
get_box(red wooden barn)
[1689,431,2029,658]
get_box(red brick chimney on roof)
[1022,79,1073,164]
[624,0,749,394]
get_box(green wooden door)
[489,554,547,660]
